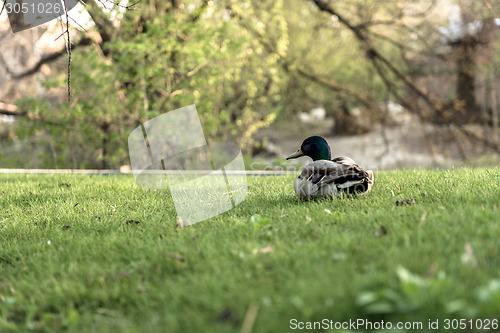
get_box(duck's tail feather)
[331,169,374,195]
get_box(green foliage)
[357,267,500,320]
[279,0,407,121]
[0,168,499,331]
[2,0,498,168]
[7,0,289,168]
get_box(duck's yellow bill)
[286,149,304,160]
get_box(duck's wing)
[331,156,359,167]
[299,159,373,195]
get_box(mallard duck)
[286,136,374,199]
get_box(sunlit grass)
[0,168,499,332]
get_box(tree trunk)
[451,36,478,124]
[491,70,498,142]
[101,123,110,169]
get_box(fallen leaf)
[396,198,416,206]
[374,226,388,237]
[461,242,478,267]
[380,226,388,235]
[332,253,346,261]
[252,245,275,254]
[166,252,185,262]
[176,216,185,229]
[426,263,438,278]
[214,308,239,327]
[318,222,337,227]
[418,211,428,227]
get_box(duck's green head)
[286,136,331,161]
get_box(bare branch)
[126,0,143,10]
[189,0,210,22]
[82,0,115,45]
[308,0,500,153]
[54,30,67,42]
[0,102,60,126]
[231,7,375,109]
[481,0,498,17]
[355,19,400,30]
[0,102,19,116]
[310,0,440,113]
[370,30,446,61]
[6,37,93,79]
[69,15,89,32]
[62,0,72,102]
[453,124,500,152]
[0,1,6,16]
[406,0,438,18]
[295,68,373,110]
[310,0,368,42]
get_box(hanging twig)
[51,0,143,101]
[63,0,72,102]
[0,1,6,16]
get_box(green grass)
[0,168,499,332]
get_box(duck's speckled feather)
[294,159,374,199]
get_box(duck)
[286,136,374,199]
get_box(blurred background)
[0,0,499,170]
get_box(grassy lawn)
[0,168,499,332]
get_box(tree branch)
[62,0,72,102]
[370,30,446,61]
[453,124,500,152]
[309,0,500,153]
[0,102,61,126]
[310,0,439,114]
[295,68,373,110]
[231,8,375,110]
[310,0,368,42]
[189,0,210,22]
[0,102,19,116]
[6,37,93,79]
[80,0,115,46]
[0,101,110,128]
